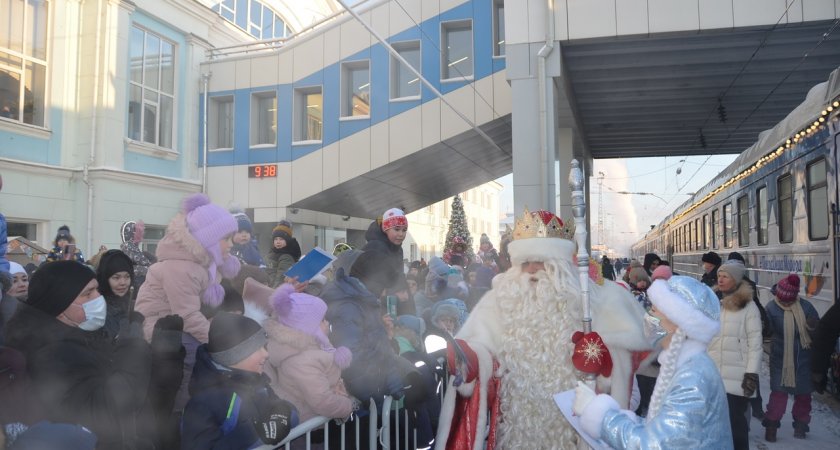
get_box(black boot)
[762,419,781,442]
[793,421,809,439]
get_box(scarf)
[773,298,811,387]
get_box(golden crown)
[512,208,575,241]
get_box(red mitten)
[571,331,613,377]
[446,339,479,383]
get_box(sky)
[496,154,739,255]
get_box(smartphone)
[385,295,398,318]
[63,244,76,260]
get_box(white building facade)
[0,0,340,256]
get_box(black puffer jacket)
[361,221,407,294]
[3,303,155,449]
[320,270,418,406]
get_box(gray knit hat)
[718,260,746,282]
[208,312,266,367]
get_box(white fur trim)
[647,279,720,344]
[455,379,475,397]
[435,341,495,450]
[243,301,269,324]
[508,238,575,266]
[580,394,620,439]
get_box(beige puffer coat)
[707,281,763,397]
[135,213,214,343]
[263,319,355,422]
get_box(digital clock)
[248,164,277,178]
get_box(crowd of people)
[0,188,839,449]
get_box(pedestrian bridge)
[201,0,840,221]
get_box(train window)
[711,209,718,248]
[687,223,692,251]
[695,218,701,249]
[738,195,749,247]
[702,214,709,249]
[757,186,768,245]
[723,203,732,248]
[807,159,829,240]
[778,174,793,243]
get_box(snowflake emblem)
[579,339,605,367]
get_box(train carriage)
[633,67,840,316]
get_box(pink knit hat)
[271,284,352,369]
[774,274,800,304]
[651,265,673,281]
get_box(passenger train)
[632,67,840,315]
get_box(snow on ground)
[749,351,840,449]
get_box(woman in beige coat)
[708,260,763,450]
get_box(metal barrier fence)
[255,395,424,450]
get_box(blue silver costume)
[600,350,733,449]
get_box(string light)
[663,95,839,227]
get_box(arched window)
[214,0,290,40]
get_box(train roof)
[657,66,840,231]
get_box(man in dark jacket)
[3,260,184,449]
[320,252,424,406]
[812,302,840,394]
[601,256,615,281]
[701,252,722,287]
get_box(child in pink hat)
[262,283,356,422]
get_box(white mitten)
[573,381,596,416]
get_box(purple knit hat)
[182,193,240,307]
[271,284,352,369]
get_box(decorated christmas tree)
[443,194,475,267]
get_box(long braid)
[647,329,687,418]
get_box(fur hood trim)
[263,319,320,362]
[716,282,753,312]
[155,213,211,267]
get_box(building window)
[778,174,793,243]
[711,209,718,249]
[493,0,505,57]
[294,87,322,142]
[128,26,176,149]
[390,40,420,99]
[250,91,276,146]
[723,203,732,248]
[806,159,829,240]
[441,20,473,80]
[757,187,768,245]
[0,0,48,127]
[342,61,370,117]
[209,95,233,149]
[214,0,289,40]
[737,195,749,246]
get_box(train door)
[833,129,840,308]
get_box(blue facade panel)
[206,0,505,167]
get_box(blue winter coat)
[599,350,733,450]
[320,270,417,405]
[181,345,297,450]
[766,298,819,394]
[231,239,265,267]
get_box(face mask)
[643,313,668,348]
[76,295,107,331]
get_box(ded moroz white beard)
[494,259,583,449]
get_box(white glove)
[573,381,596,416]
